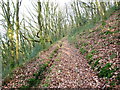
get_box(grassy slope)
[68,8,120,88]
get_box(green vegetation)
[92,59,99,69]
[110,53,117,59]
[0,0,67,79]
[20,46,59,88]
[0,0,120,88]
[98,63,117,78]
[20,62,49,88]
[86,53,93,60]
[42,83,49,87]
[49,46,59,59]
[67,1,120,88]
[80,48,87,55]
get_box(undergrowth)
[20,44,60,88]
[67,5,120,87]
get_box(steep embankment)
[2,42,61,88]
[2,10,119,89]
[3,38,103,88]
[68,10,120,88]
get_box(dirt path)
[2,42,59,88]
[3,38,103,88]
[39,39,103,88]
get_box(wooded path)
[45,39,103,88]
[3,38,104,88]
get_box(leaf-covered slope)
[69,10,120,88]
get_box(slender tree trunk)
[37,0,42,38]
[16,0,20,63]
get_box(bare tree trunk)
[16,0,20,63]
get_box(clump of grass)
[42,83,49,87]
[80,48,87,55]
[101,36,106,39]
[90,50,98,54]
[82,42,88,46]
[86,53,93,60]
[49,47,59,59]
[27,78,36,87]
[75,43,79,49]
[102,21,106,26]
[98,63,117,78]
[55,59,60,62]
[92,59,99,69]
[20,62,49,88]
[110,53,117,59]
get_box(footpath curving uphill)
[2,10,120,89]
[44,39,103,88]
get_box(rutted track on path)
[3,38,103,88]
[39,39,103,88]
[2,42,60,88]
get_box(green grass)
[90,50,98,54]
[55,59,60,62]
[20,45,60,88]
[110,53,117,59]
[20,62,49,88]
[79,48,87,55]
[92,60,99,69]
[42,83,49,87]
[82,42,88,46]
[98,63,117,78]
[49,47,59,59]
[86,53,93,60]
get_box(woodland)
[0,0,120,89]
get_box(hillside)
[2,9,120,89]
[68,10,120,88]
